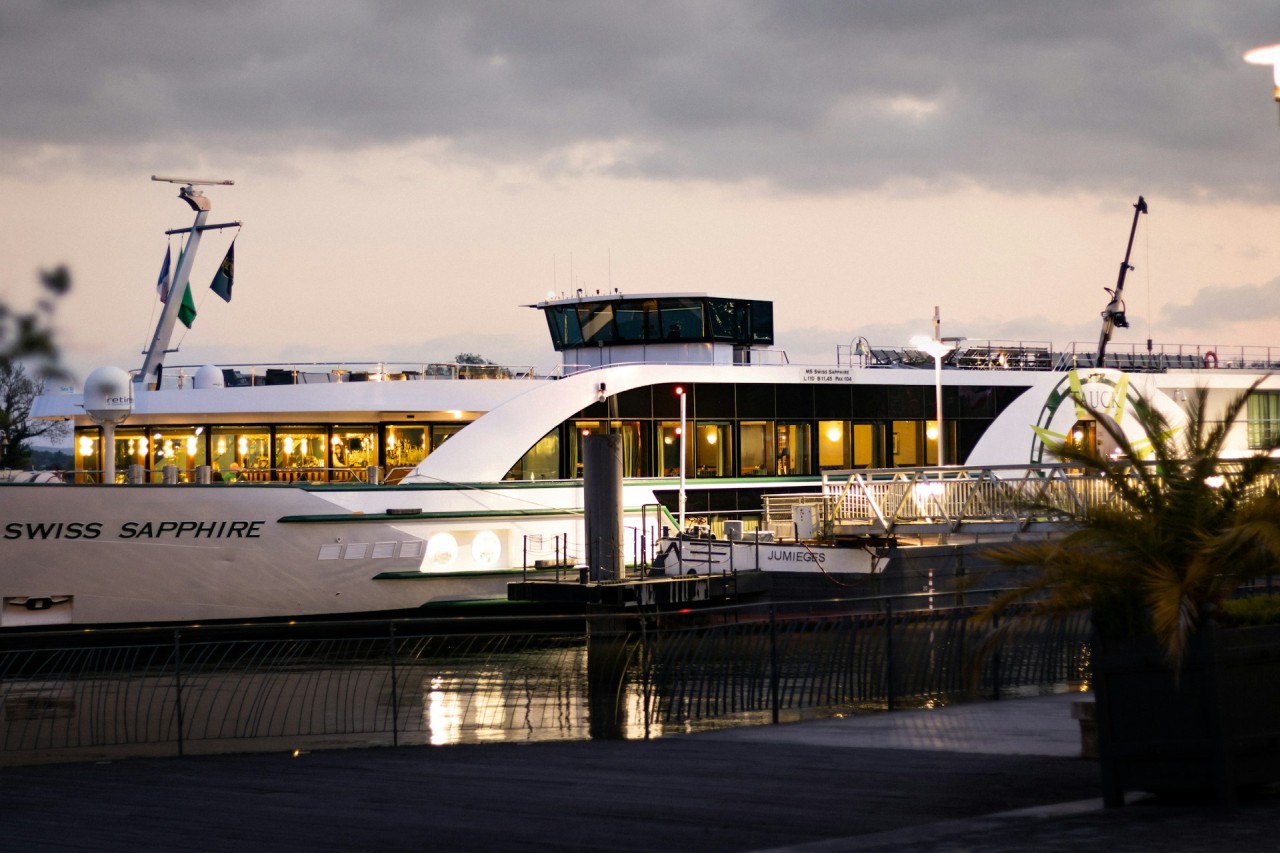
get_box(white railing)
[764,462,1278,538]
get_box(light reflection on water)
[1,615,1090,763]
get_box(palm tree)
[983,379,1280,667]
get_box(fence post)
[389,623,400,748]
[769,604,780,725]
[991,612,1002,701]
[885,599,895,712]
[172,628,185,757]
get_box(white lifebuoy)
[1203,351,1217,369]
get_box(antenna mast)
[1095,196,1148,368]
[136,176,235,390]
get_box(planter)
[1092,621,1280,807]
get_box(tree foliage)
[1,266,70,378]
[983,382,1280,667]
[0,267,71,468]
[0,361,69,467]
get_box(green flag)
[178,283,197,328]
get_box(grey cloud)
[1161,277,1280,327]
[3,1,1279,197]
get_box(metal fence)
[0,599,1089,764]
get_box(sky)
[3,1,1280,384]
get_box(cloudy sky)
[3,1,1280,381]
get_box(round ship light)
[471,530,502,567]
[424,532,458,568]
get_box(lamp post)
[1245,43,1280,122]
[676,386,687,533]
[910,307,961,466]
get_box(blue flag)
[210,240,235,302]
[156,246,171,303]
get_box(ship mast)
[1095,196,1148,368]
[136,176,235,390]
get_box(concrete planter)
[1092,621,1280,807]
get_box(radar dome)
[83,366,134,424]
[193,364,226,389]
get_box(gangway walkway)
[762,462,1264,541]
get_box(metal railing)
[837,339,1280,373]
[763,462,1280,538]
[0,599,1089,764]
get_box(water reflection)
[1,611,1089,763]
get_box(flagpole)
[136,179,231,390]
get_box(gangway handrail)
[762,461,1279,538]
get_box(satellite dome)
[83,366,133,424]
[193,364,226,389]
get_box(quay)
[5,692,1278,852]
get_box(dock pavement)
[4,691,1279,851]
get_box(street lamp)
[910,307,962,466]
[675,385,687,534]
[1245,44,1280,122]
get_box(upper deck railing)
[838,340,1280,373]
[136,360,543,391]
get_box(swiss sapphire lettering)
[3,520,264,541]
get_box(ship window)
[274,427,326,480]
[577,304,617,344]
[544,306,583,348]
[73,426,103,483]
[708,299,748,342]
[385,425,430,476]
[1247,392,1280,448]
[505,428,559,481]
[693,422,732,477]
[819,421,879,469]
[568,420,605,477]
[892,421,922,466]
[331,427,377,481]
[658,421,688,477]
[660,299,704,340]
[819,421,850,469]
[739,421,775,476]
[112,428,151,480]
[211,427,270,480]
[750,300,773,344]
[614,300,656,342]
[777,422,810,475]
[148,426,208,482]
[431,424,463,451]
[852,423,879,468]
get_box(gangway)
[762,463,1164,541]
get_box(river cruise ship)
[4,183,1280,628]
